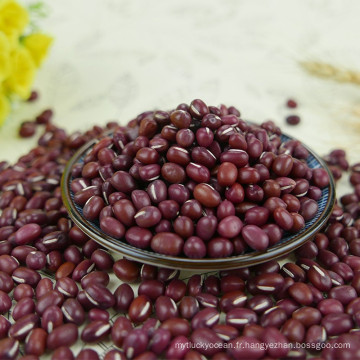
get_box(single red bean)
[9,313,39,340]
[113,259,140,283]
[47,323,78,350]
[128,295,152,323]
[111,316,133,347]
[81,320,111,343]
[0,338,20,360]
[25,328,47,356]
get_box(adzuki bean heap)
[71,99,329,258]
[0,100,359,360]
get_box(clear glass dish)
[61,129,335,271]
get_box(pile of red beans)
[71,99,329,258]
[0,100,359,360]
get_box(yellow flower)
[0,91,10,126]
[5,45,35,99]
[23,32,52,67]
[0,31,10,81]
[0,0,29,45]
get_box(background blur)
[1,0,360,167]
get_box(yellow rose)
[5,45,35,99]
[0,31,10,81]
[0,0,29,42]
[0,91,10,126]
[23,32,53,67]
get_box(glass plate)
[61,130,335,271]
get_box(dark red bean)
[300,198,318,221]
[0,338,20,360]
[14,224,42,246]
[220,291,247,312]
[161,318,191,337]
[196,215,217,242]
[251,273,285,295]
[272,154,293,177]
[288,282,313,306]
[41,305,63,333]
[321,313,353,336]
[191,307,220,329]
[113,283,134,313]
[35,278,53,299]
[166,335,191,360]
[72,259,95,282]
[217,162,238,187]
[273,207,293,230]
[84,283,115,309]
[134,206,162,228]
[128,295,152,323]
[103,350,125,360]
[281,263,306,282]
[25,328,47,356]
[138,279,164,300]
[155,295,179,322]
[193,183,221,208]
[307,264,332,291]
[81,320,111,343]
[76,349,100,360]
[241,225,269,251]
[151,232,184,256]
[186,162,210,183]
[112,199,136,227]
[150,328,171,355]
[88,308,109,322]
[47,323,78,350]
[163,279,186,303]
[246,295,273,314]
[61,298,85,325]
[161,163,186,184]
[0,290,11,314]
[329,285,357,305]
[225,183,245,204]
[260,307,287,328]
[100,217,125,239]
[179,296,200,320]
[123,329,149,359]
[292,306,322,328]
[12,267,41,287]
[125,227,152,249]
[9,313,39,340]
[11,245,35,264]
[221,275,245,293]
[25,251,46,270]
[276,298,300,316]
[81,271,109,288]
[281,318,305,342]
[90,249,113,271]
[0,270,13,293]
[110,171,137,193]
[183,236,206,258]
[111,316,133,347]
[225,308,257,330]
[12,297,35,321]
[36,290,64,316]
[13,284,34,301]
[317,298,344,316]
[207,237,234,258]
